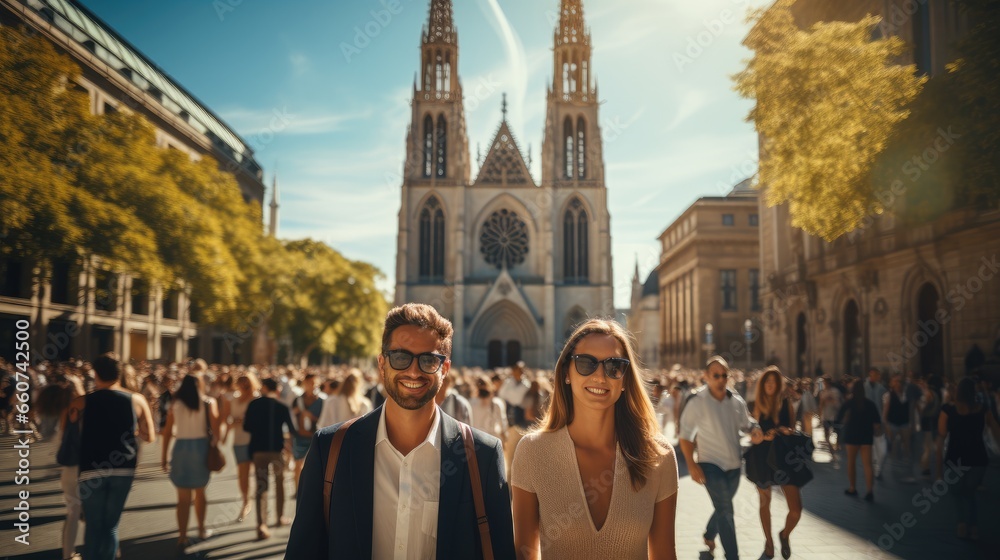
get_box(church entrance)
[487,340,522,368]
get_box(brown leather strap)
[461,423,494,560]
[323,417,359,530]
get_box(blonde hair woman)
[316,369,372,429]
[511,319,678,559]
[225,372,260,523]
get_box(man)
[243,377,295,540]
[864,368,888,418]
[680,356,763,560]
[70,353,155,560]
[497,360,530,474]
[286,304,515,559]
[436,371,472,425]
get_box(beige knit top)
[511,427,679,559]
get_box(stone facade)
[0,0,266,364]
[394,0,614,368]
[654,181,763,370]
[758,0,1000,379]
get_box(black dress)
[744,400,812,488]
[835,399,880,446]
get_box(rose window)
[480,209,529,269]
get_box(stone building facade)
[0,0,267,364]
[394,0,614,368]
[654,181,763,370]
[758,0,1000,379]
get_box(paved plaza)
[1,428,998,559]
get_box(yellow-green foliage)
[735,0,925,241]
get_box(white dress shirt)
[679,387,758,471]
[497,377,529,407]
[373,405,442,560]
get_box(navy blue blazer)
[284,405,515,559]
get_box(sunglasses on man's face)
[569,354,630,380]
[710,373,729,380]
[383,349,447,375]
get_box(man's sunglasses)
[711,373,729,380]
[383,349,447,375]
[569,355,630,380]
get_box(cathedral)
[394,0,614,368]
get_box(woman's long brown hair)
[539,318,666,490]
[754,366,785,423]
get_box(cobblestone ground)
[1,425,997,559]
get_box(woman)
[523,379,546,425]
[225,372,260,523]
[511,319,678,559]
[797,379,817,436]
[291,373,325,491]
[937,377,1000,540]
[161,374,220,547]
[744,367,803,559]
[317,370,372,429]
[57,374,86,560]
[470,374,508,442]
[917,376,942,477]
[835,379,881,501]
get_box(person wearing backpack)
[285,304,515,559]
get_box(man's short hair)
[261,378,279,393]
[92,353,122,382]
[705,355,730,371]
[381,303,454,356]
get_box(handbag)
[770,431,814,487]
[204,399,226,473]
[56,407,81,467]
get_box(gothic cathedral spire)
[543,0,603,186]
[404,0,470,184]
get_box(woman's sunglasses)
[569,354,630,380]
[383,349,447,375]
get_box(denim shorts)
[169,438,210,489]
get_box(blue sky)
[80,0,770,308]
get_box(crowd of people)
[1,306,999,559]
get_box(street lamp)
[744,319,753,370]
[704,323,715,362]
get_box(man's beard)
[382,368,441,410]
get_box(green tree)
[272,240,387,365]
[735,0,925,240]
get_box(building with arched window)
[757,1,999,379]
[394,0,613,368]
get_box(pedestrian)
[436,370,472,424]
[836,380,881,501]
[679,356,764,560]
[522,378,547,426]
[743,367,804,559]
[160,374,221,548]
[69,353,156,560]
[243,377,296,540]
[291,373,325,491]
[499,360,532,474]
[511,319,678,559]
[285,303,515,558]
[883,374,913,464]
[917,376,943,477]
[317,369,373,429]
[937,377,1000,540]
[469,374,507,442]
[225,372,260,523]
[797,379,817,436]
[819,376,843,465]
[56,374,86,560]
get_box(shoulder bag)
[204,399,226,472]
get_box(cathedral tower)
[403,0,470,185]
[542,0,604,187]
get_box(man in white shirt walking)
[680,356,763,560]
